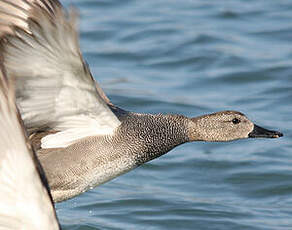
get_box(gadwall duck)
[0,0,283,202]
[0,65,60,229]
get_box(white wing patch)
[0,1,121,149]
[41,114,115,148]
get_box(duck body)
[37,110,189,202]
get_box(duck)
[0,0,283,202]
[0,64,60,229]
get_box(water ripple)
[59,0,292,229]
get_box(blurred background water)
[57,0,292,229]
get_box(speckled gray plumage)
[116,111,190,165]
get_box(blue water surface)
[57,1,292,229]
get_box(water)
[57,1,292,229]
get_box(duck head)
[189,110,283,142]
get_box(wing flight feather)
[0,64,59,229]
[0,0,121,148]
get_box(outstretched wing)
[0,0,121,148]
[0,65,60,229]
[0,0,60,36]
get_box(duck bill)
[248,124,283,138]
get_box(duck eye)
[232,118,241,124]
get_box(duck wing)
[0,0,121,149]
[0,65,60,229]
[0,0,59,36]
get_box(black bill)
[248,124,283,138]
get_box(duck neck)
[117,113,191,166]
